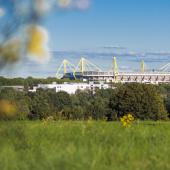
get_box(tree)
[29,89,52,119]
[91,89,114,120]
[74,90,93,120]
[110,83,168,120]
[49,91,72,112]
[0,88,30,120]
[159,84,170,118]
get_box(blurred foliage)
[0,0,92,67]
[0,40,21,65]
[0,100,17,120]
[0,88,30,120]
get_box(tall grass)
[0,121,170,170]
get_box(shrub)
[110,83,168,120]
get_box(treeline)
[0,83,170,121]
[0,76,80,88]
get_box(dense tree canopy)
[0,79,170,121]
[0,76,81,88]
[0,88,30,120]
[109,84,168,120]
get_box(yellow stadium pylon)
[113,57,118,75]
[76,57,102,74]
[112,57,119,83]
[141,60,145,73]
[56,59,76,79]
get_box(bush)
[0,88,30,120]
[0,82,170,121]
[109,83,168,120]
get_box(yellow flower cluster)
[120,114,135,127]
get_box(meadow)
[0,121,170,170]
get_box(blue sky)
[0,0,170,77]
[45,0,170,52]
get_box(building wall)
[29,83,109,94]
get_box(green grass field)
[0,121,170,170]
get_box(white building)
[29,82,109,94]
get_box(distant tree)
[29,89,52,119]
[53,91,72,112]
[0,76,82,88]
[0,88,30,120]
[159,84,170,118]
[74,90,93,119]
[91,96,106,120]
[110,83,168,120]
[1,78,169,121]
[61,105,84,120]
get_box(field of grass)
[0,121,170,170]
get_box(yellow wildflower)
[120,113,135,127]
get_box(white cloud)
[102,45,126,50]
